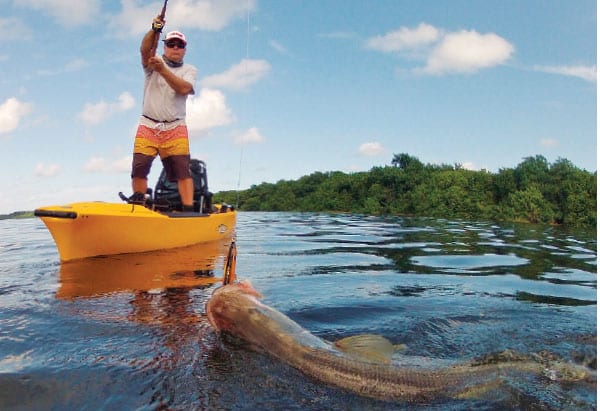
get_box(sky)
[1,0,596,213]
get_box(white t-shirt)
[142,61,197,122]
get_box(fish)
[205,280,593,403]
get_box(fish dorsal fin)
[334,334,405,364]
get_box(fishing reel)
[152,21,164,32]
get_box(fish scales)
[206,281,592,403]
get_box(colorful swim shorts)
[131,124,191,181]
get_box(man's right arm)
[140,16,164,67]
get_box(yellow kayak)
[35,201,236,261]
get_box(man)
[130,15,197,211]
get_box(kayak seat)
[153,159,213,213]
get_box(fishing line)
[235,0,252,209]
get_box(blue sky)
[1,0,596,213]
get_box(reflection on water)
[57,239,230,300]
[0,214,596,410]
[56,240,234,408]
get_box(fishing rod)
[150,0,169,56]
[222,240,237,285]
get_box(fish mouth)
[216,280,262,298]
[206,280,263,331]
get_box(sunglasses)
[165,41,186,49]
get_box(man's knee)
[131,154,154,179]
[163,155,191,181]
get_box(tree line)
[0,211,34,220]
[214,154,596,227]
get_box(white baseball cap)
[163,31,187,45]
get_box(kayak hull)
[35,202,236,262]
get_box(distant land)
[0,211,35,220]
[4,154,596,228]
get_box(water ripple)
[1,213,596,410]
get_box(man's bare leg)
[178,178,194,207]
[132,177,148,195]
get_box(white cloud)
[111,0,255,37]
[365,23,440,52]
[109,0,157,37]
[461,162,478,171]
[0,98,32,134]
[83,156,131,173]
[540,138,559,147]
[117,92,136,111]
[112,156,133,172]
[83,157,107,172]
[534,65,596,83]
[186,88,235,134]
[18,0,100,27]
[79,101,109,126]
[421,30,514,75]
[78,92,136,126]
[170,0,255,31]
[358,142,384,156]
[201,59,271,91]
[34,163,61,177]
[367,24,514,76]
[234,127,265,145]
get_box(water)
[0,212,596,410]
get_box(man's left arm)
[147,57,195,95]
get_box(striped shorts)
[131,124,191,181]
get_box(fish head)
[206,280,263,333]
